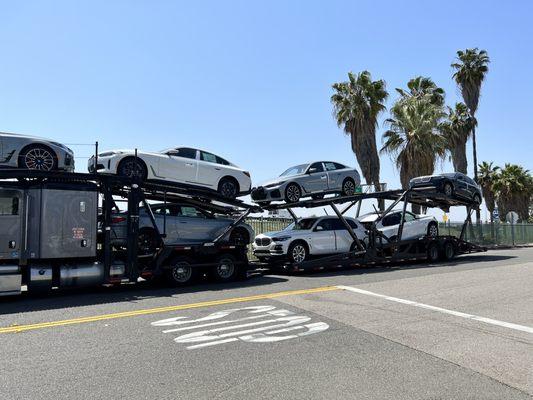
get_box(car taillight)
[112,216,126,223]
[243,171,251,177]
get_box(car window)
[308,162,324,173]
[347,220,358,229]
[404,213,416,222]
[0,196,19,216]
[292,218,317,230]
[173,148,197,159]
[324,162,337,171]
[280,164,309,177]
[315,219,334,231]
[152,205,179,216]
[334,163,347,170]
[465,176,476,185]
[330,219,357,230]
[178,206,206,218]
[382,213,401,227]
[200,151,218,164]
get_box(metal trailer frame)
[0,169,261,293]
[257,188,486,272]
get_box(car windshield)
[287,218,318,230]
[279,164,309,177]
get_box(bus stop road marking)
[0,286,339,334]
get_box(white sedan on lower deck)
[88,146,251,199]
[358,210,439,242]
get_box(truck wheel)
[165,256,198,286]
[442,241,456,261]
[285,183,301,203]
[427,243,440,262]
[211,254,238,282]
[288,241,308,263]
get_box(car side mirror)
[315,225,324,231]
[308,168,317,174]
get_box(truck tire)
[427,243,440,262]
[165,256,198,286]
[211,254,238,282]
[441,241,456,261]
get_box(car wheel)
[285,183,301,203]
[117,157,148,181]
[341,178,356,196]
[19,145,57,171]
[349,240,366,252]
[288,241,308,263]
[427,222,439,237]
[229,229,249,246]
[218,178,239,199]
[443,181,454,197]
[441,241,455,261]
[211,254,238,282]
[138,228,160,254]
[473,194,482,206]
[165,257,198,286]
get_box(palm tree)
[331,71,388,195]
[451,48,490,182]
[493,164,533,222]
[381,97,448,212]
[395,76,445,107]
[478,161,499,221]
[441,102,477,173]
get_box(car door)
[299,162,328,194]
[150,205,181,243]
[175,205,222,242]
[332,218,359,253]
[455,174,469,198]
[464,176,477,198]
[160,147,198,184]
[379,212,402,240]
[324,162,343,190]
[309,218,336,254]
[401,212,419,240]
[197,150,226,189]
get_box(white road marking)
[152,305,329,349]
[337,285,533,334]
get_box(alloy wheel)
[286,184,301,203]
[24,148,54,171]
[343,180,355,196]
[428,224,438,237]
[291,244,306,263]
[220,181,237,198]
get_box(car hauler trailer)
[0,170,260,296]
[258,188,487,272]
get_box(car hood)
[256,229,309,239]
[258,174,305,188]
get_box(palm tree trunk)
[472,126,481,224]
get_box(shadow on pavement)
[0,274,288,315]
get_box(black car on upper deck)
[409,172,482,205]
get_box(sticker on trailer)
[72,227,85,239]
[151,305,329,350]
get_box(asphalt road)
[1,248,532,399]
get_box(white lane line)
[336,285,533,334]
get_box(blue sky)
[1,0,531,220]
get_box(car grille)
[251,187,267,200]
[255,238,271,246]
[412,176,432,184]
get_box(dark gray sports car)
[0,132,74,171]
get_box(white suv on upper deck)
[252,216,367,264]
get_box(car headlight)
[272,236,291,242]
[99,151,121,157]
[265,182,281,188]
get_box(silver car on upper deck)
[251,161,361,204]
[0,132,74,172]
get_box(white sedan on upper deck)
[88,147,251,199]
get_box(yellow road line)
[0,286,339,334]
